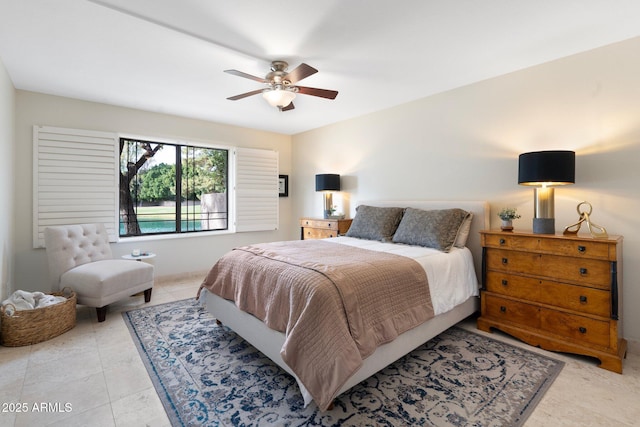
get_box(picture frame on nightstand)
[279,175,289,197]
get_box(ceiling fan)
[224,61,338,111]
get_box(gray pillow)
[392,208,471,252]
[345,205,405,242]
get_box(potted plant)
[498,207,521,231]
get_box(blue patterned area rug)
[123,299,563,427]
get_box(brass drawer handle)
[500,306,507,313]
[502,258,508,265]
[579,295,588,304]
[578,245,586,253]
[501,279,508,286]
[579,268,588,276]
[579,327,587,334]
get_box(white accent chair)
[44,223,154,322]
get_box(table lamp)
[315,174,340,218]
[518,150,575,234]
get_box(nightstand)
[477,230,626,373]
[299,218,352,240]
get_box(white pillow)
[454,212,473,248]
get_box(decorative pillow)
[454,212,474,248]
[345,205,405,242]
[392,208,471,252]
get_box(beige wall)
[14,91,294,294]
[292,36,640,343]
[0,58,15,302]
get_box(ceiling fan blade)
[280,102,295,111]
[296,86,339,100]
[224,69,268,83]
[227,89,264,101]
[284,63,317,84]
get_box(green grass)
[134,205,201,220]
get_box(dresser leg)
[477,318,626,374]
[597,339,627,374]
[476,317,492,333]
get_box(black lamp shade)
[315,174,341,191]
[518,150,575,186]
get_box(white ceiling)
[2,0,640,135]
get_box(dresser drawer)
[538,239,612,260]
[300,219,340,230]
[540,256,611,289]
[538,282,610,317]
[483,233,613,260]
[302,227,337,239]
[483,234,540,251]
[485,271,541,300]
[484,294,540,329]
[486,249,611,289]
[540,309,610,348]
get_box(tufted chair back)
[44,223,113,291]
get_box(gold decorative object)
[563,201,608,238]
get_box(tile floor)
[1,273,638,426]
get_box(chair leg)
[96,306,107,322]
[144,288,152,303]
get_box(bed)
[198,200,489,411]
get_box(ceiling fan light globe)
[263,89,296,108]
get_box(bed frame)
[201,200,490,406]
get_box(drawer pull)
[579,295,588,304]
[577,245,586,253]
[328,223,332,227]
[500,306,507,313]
[501,279,508,286]
[579,268,588,276]
[499,238,506,245]
[579,327,587,334]
[502,258,508,265]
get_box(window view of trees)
[119,138,228,237]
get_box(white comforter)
[326,236,479,315]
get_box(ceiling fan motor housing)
[266,61,291,86]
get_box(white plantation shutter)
[33,125,119,248]
[234,147,279,232]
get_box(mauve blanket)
[199,239,434,410]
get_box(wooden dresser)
[299,218,352,240]
[477,230,626,373]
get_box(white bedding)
[326,236,479,315]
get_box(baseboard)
[154,270,209,284]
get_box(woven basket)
[0,288,77,347]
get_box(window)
[33,126,278,248]
[119,138,229,237]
